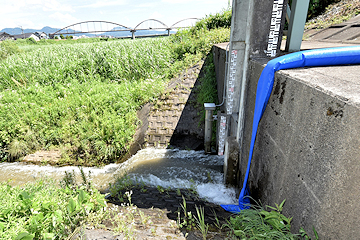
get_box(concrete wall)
[213,44,360,239]
[212,43,228,108]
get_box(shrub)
[170,26,230,60]
[194,8,232,31]
[26,37,38,44]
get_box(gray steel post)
[131,30,136,40]
[285,0,310,52]
[204,103,216,153]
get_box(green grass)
[0,178,107,239]
[227,199,318,240]
[0,40,22,60]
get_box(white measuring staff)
[267,0,284,57]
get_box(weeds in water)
[178,196,196,231]
[157,185,165,194]
[194,205,209,240]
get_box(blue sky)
[0,0,231,30]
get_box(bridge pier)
[131,30,136,40]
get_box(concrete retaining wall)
[213,44,360,239]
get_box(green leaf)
[42,232,55,240]
[233,230,244,237]
[20,191,30,200]
[15,232,35,240]
[78,189,88,204]
[67,198,77,214]
[313,226,319,240]
[96,195,106,207]
[278,199,286,211]
[0,222,4,232]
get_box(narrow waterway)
[0,148,237,205]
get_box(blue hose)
[221,46,360,213]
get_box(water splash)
[0,148,237,205]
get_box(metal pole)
[204,103,216,153]
[285,0,310,52]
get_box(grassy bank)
[0,9,230,166]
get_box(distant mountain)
[40,26,61,34]
[0,26,60,35]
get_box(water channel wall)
[213,43,360,239]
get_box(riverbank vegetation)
[0,9,230,166]
[0,9,231,238]
[0,174,107,239]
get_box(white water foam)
[122,148,238,205]
[0,148,238,205]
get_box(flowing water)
[0,148,237,205]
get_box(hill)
[306,0,360,29]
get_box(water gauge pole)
[220,0,287,186]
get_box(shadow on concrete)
[168,55,214,151]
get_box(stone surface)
[304,14,360,44]
[145,62,205,150]
[22,149,61,164]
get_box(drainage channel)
[0,148,237,206]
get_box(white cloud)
[49,12,80,26]
[81,0,127,8]
[42,0,74,12]
[161,0,193,3]
[162,0,229,4]
[137,3,158,8]
[149,11,163,19]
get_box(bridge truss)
[49,18,199,39]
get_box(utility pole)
[19,26,24,39]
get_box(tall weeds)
[0,38,172,165]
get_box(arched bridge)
[49,18,199,39]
